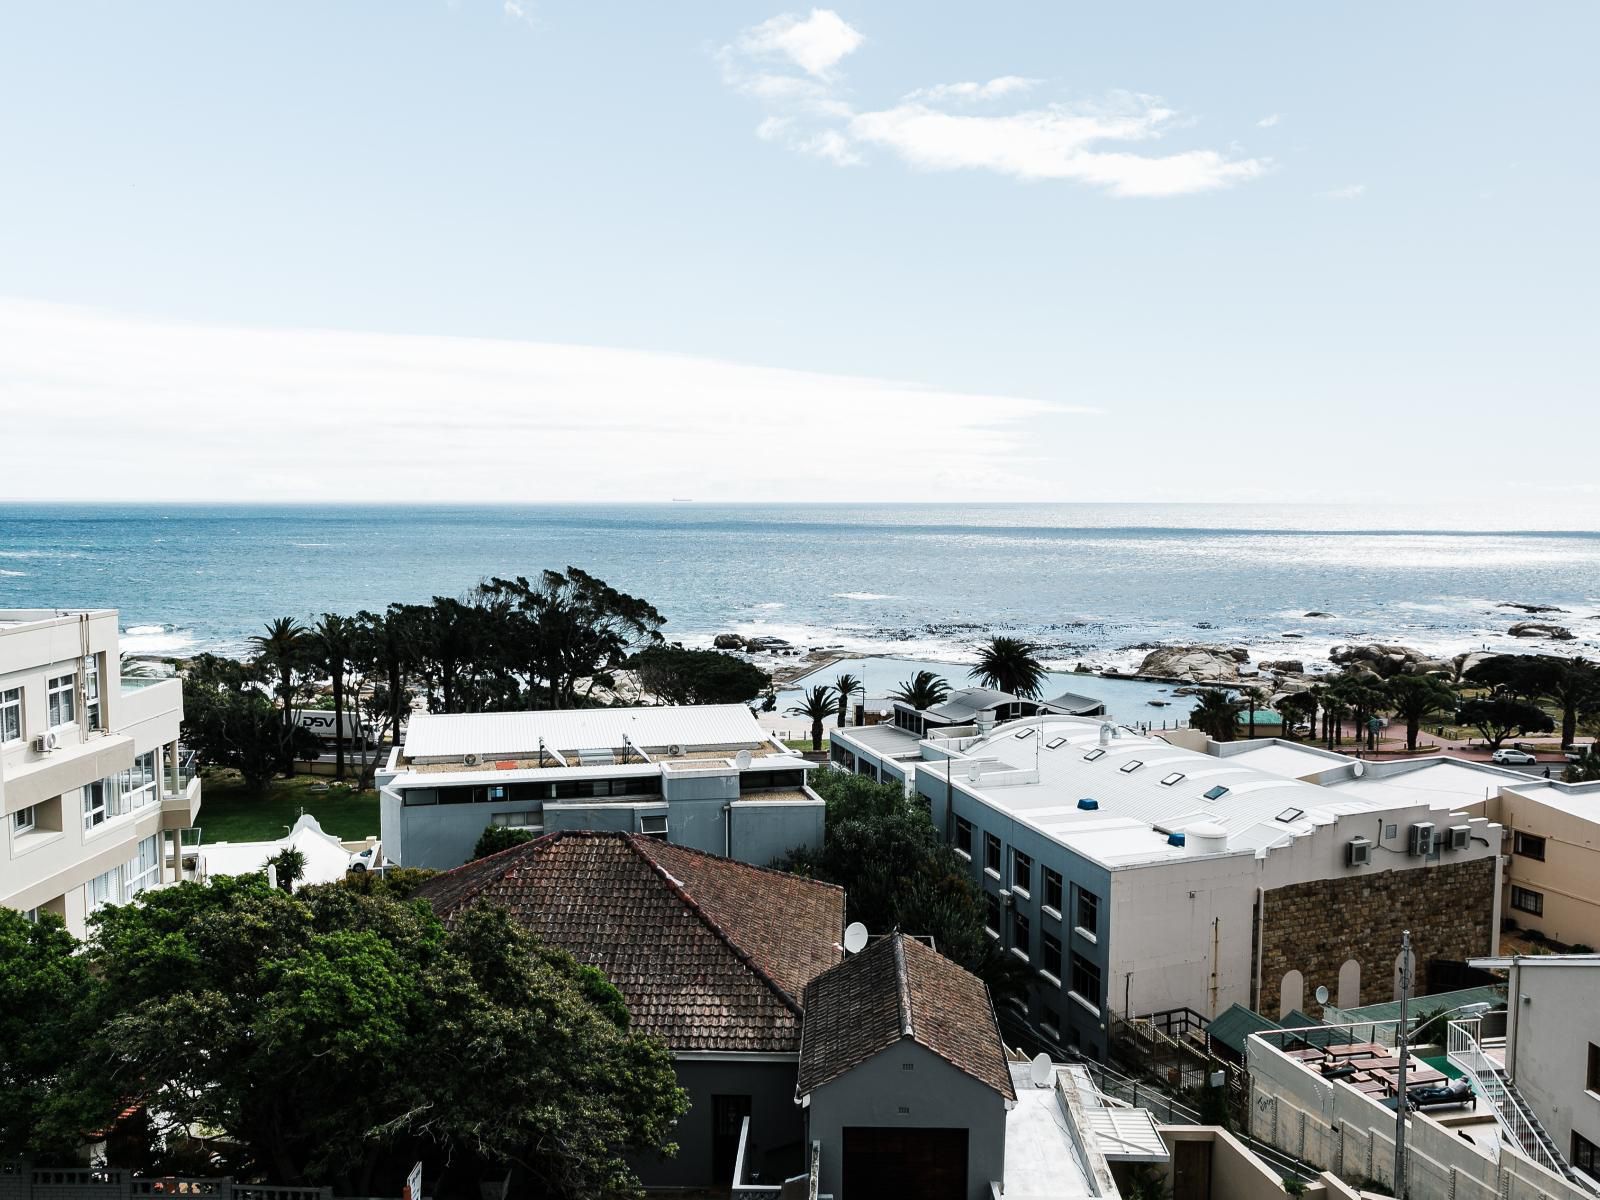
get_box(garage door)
[842,1126,968,1200]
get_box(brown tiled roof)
[797,932,1016,1099]
[415,831,845,1053]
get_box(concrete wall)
[1259,856,1498,1012]
[1156,1126,1362,1200]
[730,799,824,868]
[1501,960,1600,1172]
[630,1057,801,1190]
[805,1040,1006,1200]
[1246,1033,1588,1200]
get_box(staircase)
[1448,1018,1598,1192]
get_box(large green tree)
[1189,689,1241,741]
[971,637,1047,699]
[787,684,837,752]
[627,644,769,706]
[312,613,359,780]
[250,617,313,773]
[68,875,685,1198]
[1458,694,1554,750]
[1384,674,1459,752]
[832,673,862,727]
[181,653,295,793]
[890,670,950,711]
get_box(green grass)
[784,738,828,752]
[198,772,381,843]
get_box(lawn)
[197,772,382,844]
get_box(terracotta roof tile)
[797,932,1016,1099]
[415,831,845,1054]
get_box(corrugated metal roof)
[925,687,1019,722]
[403,703,769,760]
[1205,1002,1282,1054]
[834,723,925,757]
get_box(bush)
[473,824,538,860]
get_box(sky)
[0,2,1597,507]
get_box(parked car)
[1491,748,1538,765]
[1567,744,1593,763]
[348,844,383,873]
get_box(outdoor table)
[1326,1042,1386,1058]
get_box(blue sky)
[1,3,1596,507]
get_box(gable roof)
[415,831,845,1053]
[1204,1002,1283,1056]
[797,932,1016,1100]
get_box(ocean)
[2,504,1598,678]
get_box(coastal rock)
[1136,645,1246,682]
[1260,659,1306,674]
[1304,611,1335,618]
[1498,602,1568,614]
[1508,622,1575,640]
[1329,643,1449,678]
[713,633,745,650]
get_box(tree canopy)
[6,879,686,1200]
[627,644,769,706]
[1458,694,1554,750]
[889,670,950,711]
[970,637,1047,699]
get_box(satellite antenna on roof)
[843,922,869,954]
[1029,1053,1053,1089]
[1315,985,1330,1006]
[734,749,753,769]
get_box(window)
[489,811,541,828]
[118,751,158,811]
[1276,807,1305,823]
[1119,759,1143,773]
[1012,908,1030,957]
[47,674,76,728]
[1070,952,1102,1009]
[1013,849,1032,894]
[129,835,160,899]
[82,781,108,831]
[1045,736,1068,750]
[0,687,20,744]
[1041,999,1061,1039]
[13,805,37,834]
[1075,886,1100,936]
[86,865,120,913]
[1083,748,1106,762]
[1588,1044,1600,1094]
[83,656,101,732]
[1574,1132,1600,1178]
[1511,885,1544,916]
[985,891,1001,937]
[1043,867,1063,913]
[1514,832,1547,861]
[1041,930,1062,979]
[955,816,974,857]
[985,832,1001,874]
[639,814,668,839]
[1160,771,1185,786]
[1203,784,1229,800]
[1014,727,1035,740]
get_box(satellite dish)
[1315,985,1330,1005]
[843,922,869,954]
[734,749,753,769]
[1029,1052,1053,1088]
[1352,761,1366,777]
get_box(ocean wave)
[833,592,896,601]
[0,569,26,577]
[291,542,333,548]
[754,602,785,610]
[124,623,173,636]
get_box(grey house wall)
[630,1057,802,1189]
[805,1040,1007,1200]
[730,802,825,867]
[919,772,1115,1060]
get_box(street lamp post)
[1394,929,1412,1196]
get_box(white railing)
[731,1115,781,1196]
[1447,1017,1587,1188]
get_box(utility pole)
[1394,929,1412,1196]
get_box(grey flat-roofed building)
[378,704,824,870]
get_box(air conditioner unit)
[1448,825,1471,851]
[999,888,1014,907]
[32,731,59,754]
[1407,822,1436,857]
[667,743,686,757]
[1346,837,1372,868]
[462,752,483,768]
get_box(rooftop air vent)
[1167,831,1186,847]
[1077,797,1099,811]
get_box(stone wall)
[1258,857,1496,1012]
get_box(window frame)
[1587,1043,1600,1095]
[0,687,21,744]
[1573,1131,1600,1178]
[1513,831,1547,861]
[1011,907,1030,959]
[1075,885,1100,936]
[1043,867,1064,914]
[47,673,76,729]
[984,831,1002,876]
[1012,848,1032,895]
[984,891,1001,938]
[1070,951,1103,1012]
[82,781,109,832]
[13,804,37,834]
[1510,885,1544,916]
[955,816,974,857]
[1041,929,1063,980]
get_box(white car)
[1491,748,1538,765]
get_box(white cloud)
[720,16,1266,197]
[0,298,1085,503]
[1256,113,1280,128]
[1326,183,1366,199]
[905,76,1040,104]
[503,0,530,23]
[736,9,863,78]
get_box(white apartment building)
[1,609,201,937]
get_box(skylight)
[1045,736,1068,750]
[1014,727,1035,740]
[1083,748,1106,761]
[1119,760,1143,773]
[1160,772,1185,786]
[1275,807,1305,823]
[1203,785,1229,800]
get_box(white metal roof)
[403,704,770,760]
[1218,742,1353,779]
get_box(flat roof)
[402,703,773,761]
[1217,741,1353,779]
[1498,778,1600,820]
[834,722,925,758]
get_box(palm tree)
[833,672,862,728]
[1330,673,1389,751]
[1238,685,1266,739]
[971,637,1047,699]
[890,670,950,711]
[1385,674,1459,752]
[1190,689,1242,742]
[1542,658,1600,752]
[1278,691,1317,741]
[313,613,357,780]
[787,685,838,753]
[251,616,307,774]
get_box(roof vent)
[1167,831,1187,847]
[1078,797,1099,811]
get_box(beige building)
[1,609,201,937]
[1484,780,1600,949]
